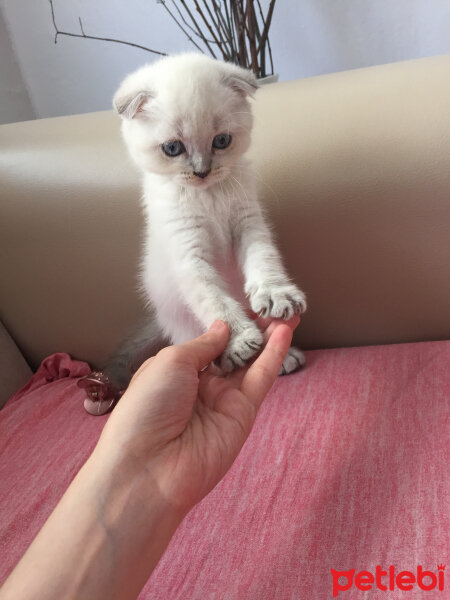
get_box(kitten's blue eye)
[212,133,231,150]
[162,140,185,157]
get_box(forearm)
[0,446,185,600]
[236,216,288,286]
[178,261,248,328]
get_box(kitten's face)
[114,54,256,189]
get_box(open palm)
[99,316,299,513]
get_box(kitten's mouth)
[188,177,211,188]
[181,167,228,189]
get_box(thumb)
[179,320,230,372]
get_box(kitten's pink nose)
[193,169,211,179]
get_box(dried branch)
[213,1,234,48]
[222,0,239,62]
[232,1,249,69]
[255,0,274,75]
[256,0,276,56]
[48,0,277,79]
[171,1,217,45]
[211,1,233,59]
[192,1,229,61]
[49,0,166,56]
[158,0,208,55]
[245,1,258,75]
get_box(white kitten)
[107,53,306,387]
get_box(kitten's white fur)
[114,53,306,373]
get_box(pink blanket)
[1,342,448,598]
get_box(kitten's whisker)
[228,111,253,119]
[229,175,251,214]
[219,179,230,217]
[236,163,281,210]
[224,178,236,212]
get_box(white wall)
[1,0,449,123]
[0,9,35,124]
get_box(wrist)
[78,450,186,598]
[1,445,186,600]
[88,443,188,524]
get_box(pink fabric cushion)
[1,342,448,599]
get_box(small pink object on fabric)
[0,343,448,599]
[77,371,124,415]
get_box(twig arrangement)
[49,0,276,78]
[159,1,276,78]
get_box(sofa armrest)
[0,322,32,408]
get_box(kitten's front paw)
[247,282,307,319]
[279,346,306,375]
[220,323,263,373]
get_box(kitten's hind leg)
[79,311,168,414]
[279,346,305,376]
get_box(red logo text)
[330,565,445,597]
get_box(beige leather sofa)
[1,55,449,408]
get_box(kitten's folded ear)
[222,66,259,98]
[113,89,152,120]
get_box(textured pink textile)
[0,343,448,598]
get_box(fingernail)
[209,320,226,332]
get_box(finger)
[226,321,294,388]
[128,321,229,390]
[129,355,157,385]
[257,314,300,339]
[240,323,293,410]
[176,320,230,372]
[226,314,300,388]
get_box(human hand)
[0,316,300,600]
[96,315,300,514]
